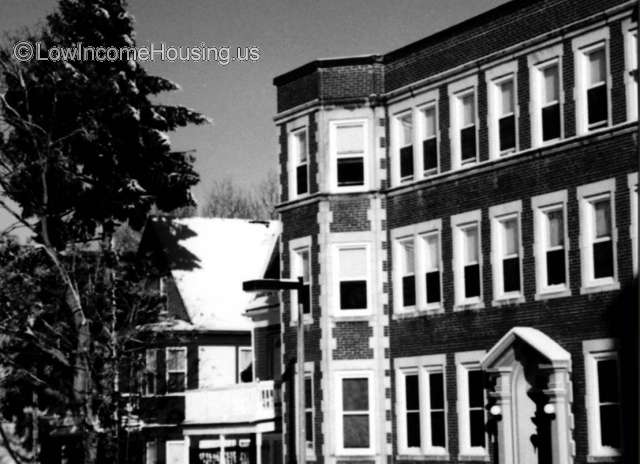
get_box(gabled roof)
[480,326,571,370]
[142,217,281,332]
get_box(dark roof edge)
[273,55,381,86]
[273,0,540,87]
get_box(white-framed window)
[335,371,374,454]
[295,362,316,460]
[420,102,439,175]
[528,44,563,146]
[334,244,370,315]
[290,126,309,197]
[455,350,487,459]
[144,348,158,395]
[449,75,479,169]
[451,210,483,309]
[628,172,638,274]
[578,179,619,293]
[166,346,187,393]
[396,111,415,182]
[330,119,368,191]
[392,220,443,315]
[145,440,158,464]
[165,440,186,464]
[486,61,518,158]
[290,236,312,323]
[395,355,448,457]
[583,338,621,459]
[238,346,253,383]
[532,190,571,298]
[490,201,523,302]
[622,18,638,121]
[572,28,611,134]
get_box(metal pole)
[296,277,306,464]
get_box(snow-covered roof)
[480,327,571,370]
[150,217,280,332]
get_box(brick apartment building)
[272,1,638,464]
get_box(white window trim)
[582,338,621,459]
[451,210,484,310]
[486,60,519,159]
[165,346,187,393]
[332,242,373,317]
[622,18,638,122]
[448,75,479,170]
[329,118,370,193]
[335,370,375,455]
[289,236,313,325]
[389,89,440,186]
[455,350,488,459]
[489,200,524,304]
[577,178,620,294]
[528,43,564,147]
[628,172,638,275]
[531,190,572,299]
[572,27,612,135]
[288,125,309,199]
[391,219,444,316]
[395,354,449,458]
[295,361,316,461]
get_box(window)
[449,76,478,169]
[331,120,367,190]
[337,373,373,453]
[398,238,416,308]
[392,220,442,315]
[490,201,523,301]
[397,112,414,182]
[144,349,158,395]
[578,179,618,292]
[583,339,621,458]
[165,440,185,464]
[166,347,187,393]
[532,191,570,298]
[623,19,638,121]
[573,29,610,134]
[421,104,438,174]
[395,355,448,456]
[304,375,314,455]
[291,127,309,196]
[337,246,368,312]
[628,173,638,274]
[456,351,487,458]
[452,210,482,308]
[145,440,158,464]
[487,61,518,157]
[290,237,312,323]
[528,44,563,146]
[239,347,253,383]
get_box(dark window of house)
[545,208,566,285]
[498,79,516,152]
[399,113,414,181]
[424,233,441,304]
[336,124,365,187]
[293,129,308,195]
[542,64,561,141]
[463,225,481,298]
[429,372,446,448]
[405,374,421,447]
[501,217,521,293]
[592,198,614,279]
[423,106,438,173]
[587,48,608,127]
[460,93,477,163]
[339,247,368,310]
[468,369,485,447]
[597,358,621,448]
[342,378,370,448]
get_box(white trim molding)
[622,18,638,122]
[628,172,638,275]
[455,350,488,460]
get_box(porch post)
[488,368,514,464]
[184,435,191,464]
[256,432,262,464]
[542,365,574,464]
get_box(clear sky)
[1,0,508,209]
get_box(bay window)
[332,121,367,189]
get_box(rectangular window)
[398,113,414,182]
[497,79,516,153]
[584,339,621,458]
[428,370,446,448]
[456,351,487,458]
[467,369,486,448]
[404,373,421,448]
[422,232,441,305]
[294,247,311,316]
[541,63,561,141]
[491,202,523,301]
[462,225,481,299]
[335,122,365,188]
[544,208,566,285]
[305,375,314,453]
[399,238,416,307]
[422,105,438,173]
[145,349,158,395]
[238,347,253,383]
[452,211,483,308]
[292,128,309,196]
[166,347,187,393]
[165,441,185,464]
[338,247,368,310]
[500,216,521,293]
[459,92,477,163]
[145,441,158,464]
[586,47,608,127]
[341,377,370,449]
[579,179,618,292]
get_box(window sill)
[586,455,621,463]
[396,454,450,461]
[393,306,445,320]
[535,288,572,300]
[330,314,372,322]
[289,316,314,327]
[458,454,490,462]
[580,281,620,295]
[492,294,524,307]
[331,453,377,460]
[454,300,484,312]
